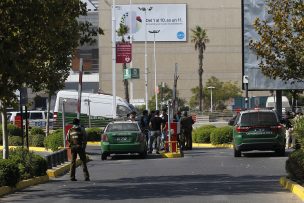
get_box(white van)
[53,90,133,120]
[266,96,291,113]
[9,111,53,128]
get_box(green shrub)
[86,128,102,141]
[286,150,304,184]
[192,125,216,143]
[28,127,45,147]
[8,136,23,146]
[292,116,304,149]
[210,126,233,145]
[9,147,48,180]
[7,124,22,137]
[0,159,21,187]
[30,127,45,136]
[29,134,45,147]
[44,129,63,151]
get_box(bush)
[9,147,48,180]
[192,125,216,143]
[30,127,45,136]
[0,159,21,187]
[86,128,102,141]
[7,124,22,137]
[29,134,45,147]
[210,126,233,145]
[8,136,23,146]
[286,150,304,184]
[29,127,45,147]
[292,116,304,149]
[44,129,63,151]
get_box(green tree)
[0,0,103,157]
[36,1,103,136]
[191,26,209,112]
[190,76,242,111]
[148,83,186,111]
[250,0,304,81]
[117,23,130,102]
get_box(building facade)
[99,0,242,104]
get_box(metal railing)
[44,149,68,169]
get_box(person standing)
[180,111,194,150]
[67,118,90,181]
[149,110,163,154]
[140,110,150,144]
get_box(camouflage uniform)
[67,124,90,181]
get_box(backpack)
[69,127,84,146]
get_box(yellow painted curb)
[87,141,101,146]
[160,151,183,158]
[47,159,82,178]
[0,146,53,152]
[280,177,304,201]
[0,175,49,197]
[193,143,233,148]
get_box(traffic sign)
[116,42,132,63]
[124,68,140,79]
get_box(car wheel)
[275,148,285,157]
[101,153,108,160]
[139,150,147,159]
[234,148,241,157]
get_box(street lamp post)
[208,86,215,112]
[149,30,160,110]
[112,0,117,119]
[138,6,152,110]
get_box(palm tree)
[191,26,209,112]
[117,23,130,102]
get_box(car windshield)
[240,112,278,126]
[106,123,139,132]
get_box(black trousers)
[70,146,90,179]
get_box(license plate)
[116,137,128,141]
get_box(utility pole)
[173,63,179,116]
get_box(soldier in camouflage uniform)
[67,118,90,181]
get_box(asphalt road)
[1,146,302,203]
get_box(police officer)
[180,111,194,150]
[67,118,90,181]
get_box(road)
[1,146,301,203]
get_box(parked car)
[101,121,147,160]
[9,111,53,128]
[229,109,285,157]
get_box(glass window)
[117,105,131,117]
[240,112,278,126]
[44,112,53,119]
[106,123,139,132]
[30,112,43,119]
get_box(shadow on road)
[12,174,285,202]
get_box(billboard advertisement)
[115,4,187,42]
[242,0,304,90]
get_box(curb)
[161,151,183,158]
[193,143,233,148]
[0,158,84,197]
[0,175,49,197]
[280,177,304,201]
[87,142,233,149]
[47,159,82,178]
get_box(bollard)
[63,149,68,162]
[45,155,53,169]
[52,153,57,167]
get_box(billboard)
[115,4,187,42]
[242,0,304,90]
